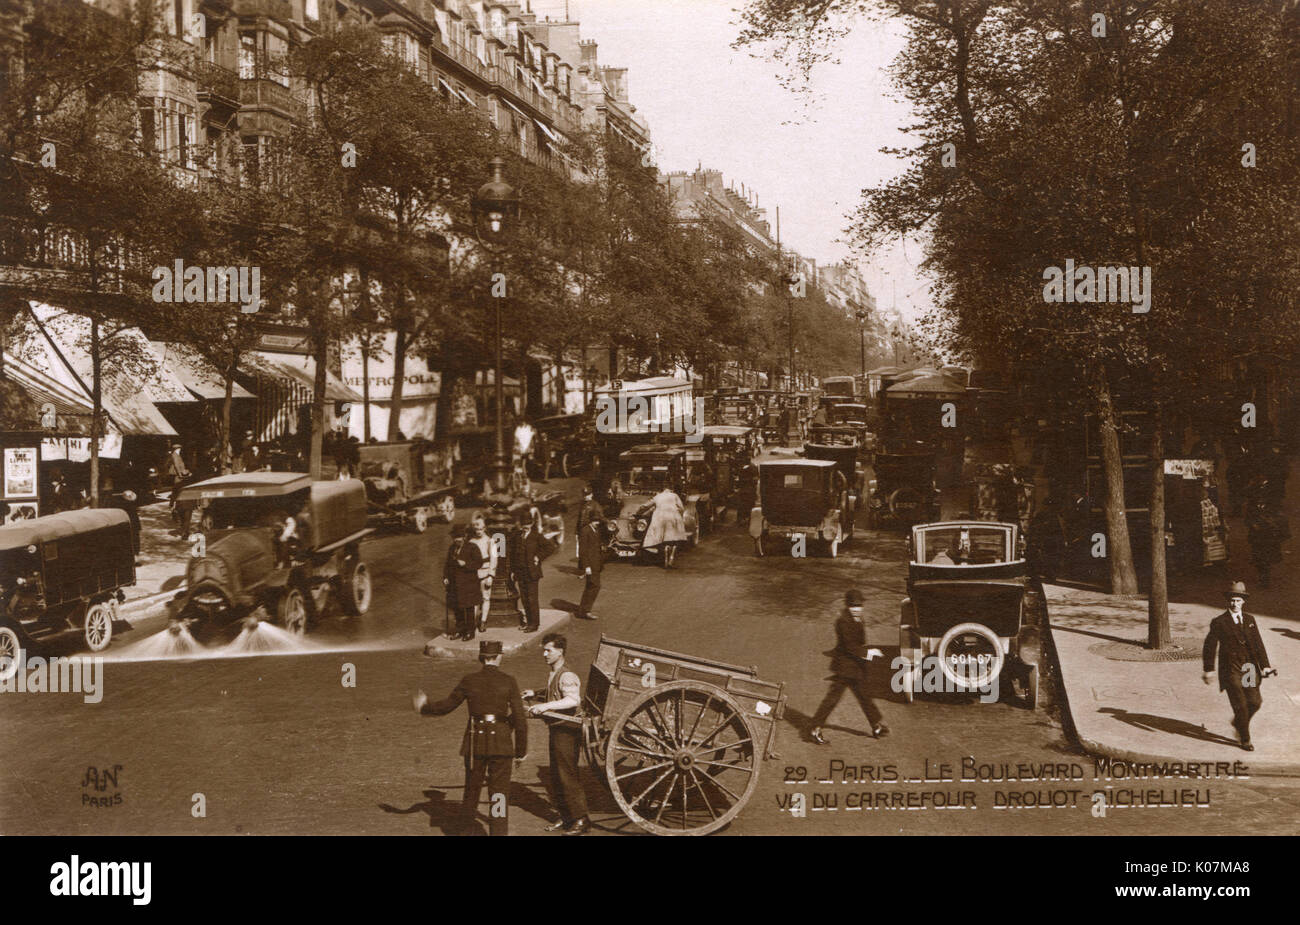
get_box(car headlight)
[635,518,648,533]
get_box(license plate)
[615,549,637,557]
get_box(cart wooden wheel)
[437,495,456,523]
[0,626,22,682]
[277,588,308,637]
[84,602,114,652]
[560,452,572,478]
[604,680,760,836]
[411,507,430,533]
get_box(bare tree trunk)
[309,330,327,480]
[89,316,101,509]
[1148,402,1171,647]
[387,324,408,442]
[1095,371,1139,595]
[221,359,235,474]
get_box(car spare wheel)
[341,559,372,616]
[888,487,924,521]
[0,625,23,682]
[937,622,1005,691]
[277,588,308,637]
[84,602,114,652]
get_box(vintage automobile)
[824,402,875,452]
[804,425,867,505]
[665,442,717,536]
[169,473,372,642]
[896,521,1044,708]
[750,456,853,557]
[531,412,597,479]
[0,509,135,675]
[821,376,858,401]
[713,395,763,429]
[605,446,701,561]
[866,450,941,529]
[356,440,457,532]
[699,424,759,512]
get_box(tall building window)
[239,35,256,79]
[265,33,289,86]
[305,0,319,22]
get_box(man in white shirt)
[524,634,591,835]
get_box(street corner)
[422,608,572,660]
[1048,606,1300,778]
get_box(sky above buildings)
[531,0,930,325]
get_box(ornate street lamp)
[855,307,869,379]
[472,156,523,625]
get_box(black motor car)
[170,473,372,642]
[896,521,1044,708]
[750,456,853,557]
[0,509,135,675]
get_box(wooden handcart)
[539,635,785,836]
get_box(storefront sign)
[340,333,441,399]
[1163,458,1215,479]
[254,323,312,356]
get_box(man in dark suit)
[1202,581,1276,751]
[511,508,545,632]
[576,514,603,620]
[809,589,889,745]
[414,640,528,835]
[575,484,604,555]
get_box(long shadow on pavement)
[1097,707,1240,747]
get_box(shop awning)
[246,352,362,402]
[456,87,478,108]
[149,342,254,401]
[22,304,179,436]
[533,118,561,144]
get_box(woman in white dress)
[467,512,497,631]
[643,487,688,568]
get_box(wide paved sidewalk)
[1046,583,1300,776]
[121,502,192,615]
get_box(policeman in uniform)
[414,640,528,835]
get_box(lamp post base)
[485,494,522,624]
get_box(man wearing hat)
[1202,581,1276,751]
[575,484,604,555]
[414,640,528,835]
[809,589,888,745]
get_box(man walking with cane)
[1202,580,1277,751]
